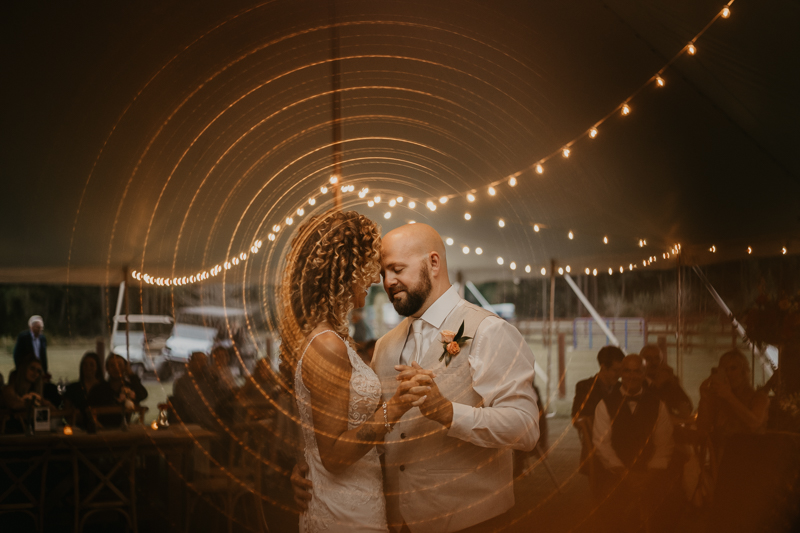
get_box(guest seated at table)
[640,344,693,419]
[86,353,148,428]
[697,349,769,456]
[1,355,54,410]
[592,354,675,533]
[212,346,239,396]
[572,345,625,421]
[172,352,224,431]
[63,351,105,427]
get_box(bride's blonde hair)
[278,210,381,389]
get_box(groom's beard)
[390,266,432,317]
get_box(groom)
[295,223,539,532]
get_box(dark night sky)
[1,0,798,286]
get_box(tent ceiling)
[1,0,798,285]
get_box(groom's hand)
[410,362,453,428]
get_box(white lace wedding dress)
[295,331,388,533]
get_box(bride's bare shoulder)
[303,329,350,375]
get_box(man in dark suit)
[13,315,48,374]
[571,345,625,421]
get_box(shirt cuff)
[446,402,472,440]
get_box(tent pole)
[547,259,556,405]
[564,273,619,346]
[676,252,683,385]
[123,266,130,364]
[329,0,343,210]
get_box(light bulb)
[622,104,631,116]
[525,265,531,273]
[329,175,338,184]
[408,201,416,208]
[308,197,316,205]
[509,177,517,187]
[620,266,624,273]
[585,267,591,275]
[558,267,564,275]
[565,266,571,273]
[510,262,517,270]
[374,196,381,204]
[629,264,633,270]
[467,193,476,202]
[687,43,696,55]
[603,236,608,244]
[464,213,471,220]
[562,147,571,158]
[268,233,276,241]
[593,269,598,276]
[273,225,280,232]
[389,199,396,207]
[286,217,294,225]
[535,164,544,174]
[320,186,328,194]
[589,128,598,139]
[497,257,504,265]
[655,75,665,87]
[462,246,470,254]
[384,212,391,219]
[409,220,416,224]
[721,7,730,18]
[709,245,716,253]
[439,196,448,204]
[782,247,787,255]
[568,231,574,240]
[498,219,505,228]
[297,208,304,216]
[533,224,540,232]
[488,187,496,196]
[541,267,546,275]
[446,237,454,245]
[475,247,483,255]
[397,196,403,203]
[747,246,752,254]
[608,268,613,275]
[367,200,374,207]
[426,201,437,211]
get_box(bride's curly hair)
[278,210,381,390]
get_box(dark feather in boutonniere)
[439,320,472,366]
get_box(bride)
[279,210,429,533]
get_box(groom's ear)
[428,251,442,276]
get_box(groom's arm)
[445,316,539,451]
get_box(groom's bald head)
[381,223,451,317]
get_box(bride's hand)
[387,376,431,424]
[394,363,436,383]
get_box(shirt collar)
[620,385,643,398]
[418,285,461,330]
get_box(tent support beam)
[564,273,619,347]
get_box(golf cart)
[111,314,174,378]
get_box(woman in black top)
[63,351,105,427]
[86,353,148,428]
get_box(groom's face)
[382,257,433,317]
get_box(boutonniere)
[439,320,472,366]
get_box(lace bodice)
[295,330,388,533]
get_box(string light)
[510,262,517,270]
[525,265,531,273]
[747,246,752,254]
[655,75,665,87]
[535,164,544,175]
[621,103,631,116]
[562,147,571,158]
[589,128,598,139]
[541,267,546,275]
[603,236,608,244]
[687,43,697,55]
[297,208,304,216]
[320,186,328,194]
[384,212,391,219]
[593,269,598,276]
[273,225,280,232]
[286,217,294,225]
[396,196,403,203]
[462,246,470,254]
[408,201,416,208]
[467,193,476,202]
[329,175,338,184]
[509,177,517,187]
[585,268,590,275]
[608,268,613,275]
[308,198,316,205]
[426,201,437,211]
[568,231,574,240]
[368,200,374,207]
[619,266,624,273]
[409,220,416,224]
[446,238,454,245]
[782,247,788,255]
[475,247,483,255]
[565,265,571,273]
[498,219,505,227]
[709,245,716,253]
[533,224,540,232]
[497,257,504,265]
[389,199,397,207]
[374,196,381,204]
[464,213,471,220]
[439,196,448,204]
[558,267,564,275]
[721,7,731,18]
[488,187,496,196]
[268,233,276,241]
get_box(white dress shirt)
[400,285,539,451]
[592,386,674,470]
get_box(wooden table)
[0,424,217,532]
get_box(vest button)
[399,465,405,472]
[400,433,406,439]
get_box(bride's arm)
[303,333,428,474]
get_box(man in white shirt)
[293,223,539,533]
[592,354,674,533]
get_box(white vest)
[373,301,514,533]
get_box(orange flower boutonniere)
[439,320,472,366]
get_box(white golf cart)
[111,313,174,378]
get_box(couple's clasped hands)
[390,361,453,428]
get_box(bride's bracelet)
[382,402,394,433]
